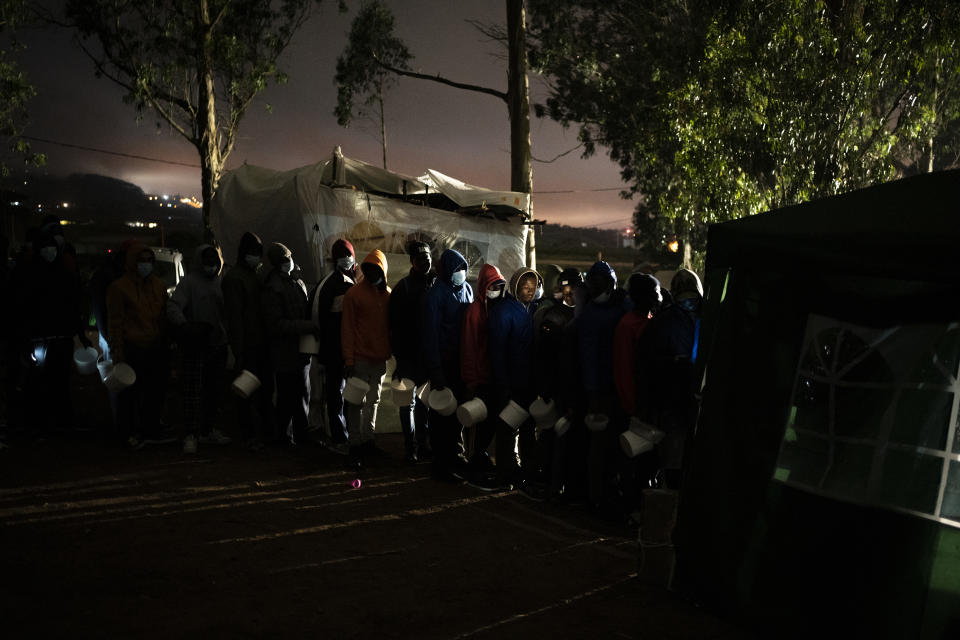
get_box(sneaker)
[183,434,198,454]
[404,452,419,465]
[199,429,232,445]
[467,471,502,493]
[517,479,548,502]
[126,435,145,451]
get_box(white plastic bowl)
[499,399,530,430]
[620,430,654,458]
[104,362,136,392]
[231,370,261,398]
[585,413,609,432]
[528,397,559,428]
[343,376,370,405]
[628,416,665,444]
[391,378,416,406]
[73,346,99,375]
[554,416,571,437]
[428,388,457,416]
[456,397,488,427]
[299,334,320,355]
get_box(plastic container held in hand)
[104,362,136,392]
[554,416,572,437]
[456,397,488,428]
[584,413,609,432]
[416,381,431,403]
[73,346,99,375]
[343,376,370,405]
[96,356,112,382]
[498,400,530,430]
[620,430,655,458]
[628,416,665,444]
[299,334,320,355]
[391,378,416,406]
[428,388,457,416]
[528,397,559,429]
[231,370,261,399]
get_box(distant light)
[162,195,169,200]
[11,201,19,206]
[59,219,69,226]
[62,202,69,208]
[167,216,172,220]
[147,222,158,229]
[668,240,679,253]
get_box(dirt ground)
[0,364,752,639]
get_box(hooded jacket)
[222,232,265,369]
[308,240,356,366]
[261,243,313,373]
[388,260,436,382]
[106,243,168,360]
[508,267,543,317]
[167,244,227,348]
[460,263,505,390]
[488,267,535,396]
[14,231,84,342]
[421,249,473,388]
[341,249,391,365]
[577,261,631,393]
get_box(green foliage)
[0,0,44,175]
[334,0,411,128]
[529,0,960,256]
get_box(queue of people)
[0,227,702,517]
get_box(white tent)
[211,147,531,285]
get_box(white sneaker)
[183,434,198,454]
[199,429,232,445]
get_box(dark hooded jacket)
[167,244,227,349]
[261,243,313,373]
[577,261,631,393]
[460,263,505,390]
[106,243,168,361]
[488,267,535,396]
[388,258,436,382]
[222,232,265,369]
[421,249,473,388]
[14,231,85,342]
[308,240,356,366]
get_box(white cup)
[456,397,488,427]
[499,399,530,430]
[104,362,136,392]
[343,376,370,405]
[620,430,654,458]
[231,370,261,398]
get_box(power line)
[591,215,636,227]
[21,135,201,168]
[535,187,623,194]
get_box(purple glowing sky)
[12,0,638,229]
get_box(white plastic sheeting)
[211,152,529,286]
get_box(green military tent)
[673,169,960,638]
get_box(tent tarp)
[211,153,529,286]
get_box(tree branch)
[375,59,508,103]
[531,143,584,163]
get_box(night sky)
[8,0,637,230]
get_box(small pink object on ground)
[351,478,362,489]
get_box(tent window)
[775,315,960,528]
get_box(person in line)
[388,241,436,464]
[421,248,473,481]
[309,239,356,452]
[168,244,231,454]
[13,231,90,437]
[262,242,320,447]
[515,268,543,316]
[460,263,506,481]
[341,249,391,468]
[222,232,273,450]
[486,266,541,496]
[578,260,631,510]
[106,243,169,449]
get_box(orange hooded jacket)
[105,243,168,361]
[341,249,391,366]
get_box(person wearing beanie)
[262,242,320,446]
[460,263,506,481]
[222,232,273,450]
[341,249,391,468]
[308,238,356,452]
[421,248,473,481]
[168,244,231,453]
[388,240,436,464]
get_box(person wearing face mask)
[388,241,436,464]
[106,243,170,449]
[421,248,473,481]
[308,238,357,452]
[168,245,231,453]
[459,263,506,483]
[40,215,78,274]
[263,242,320,447]
[341,249,391,468]
[577,260,632,510]
[12,230,90,437]
[222,232,273,450]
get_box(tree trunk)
[507,0,535,269]
[378,85,388,170]
[198,0,221,245]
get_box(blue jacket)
[577,261,630,392]
[488,293,533,395]
[421,249,473,387]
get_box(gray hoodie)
[167,244,227,347]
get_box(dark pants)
[399,394,430,457]
[117,343,169,441]
[235,355,275,442]
[323,360,348,443]
[23,337,73,433]
[431,379,466,474]
[181,344,227,437]
[275,364,310,444]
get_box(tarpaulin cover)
[210,150,529,286]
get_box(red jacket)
[460,264,505,390]
[613,310,652,415]
[341,250,391,365]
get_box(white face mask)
[337,255,355,271]
[137,262,153,278]
[562,299,575,308]
[534,285,544,301]
[244,254,260,269]
[280,260,294,275]
[39,246,57,263]
[450,270,466,286]
[486,288,502,300]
